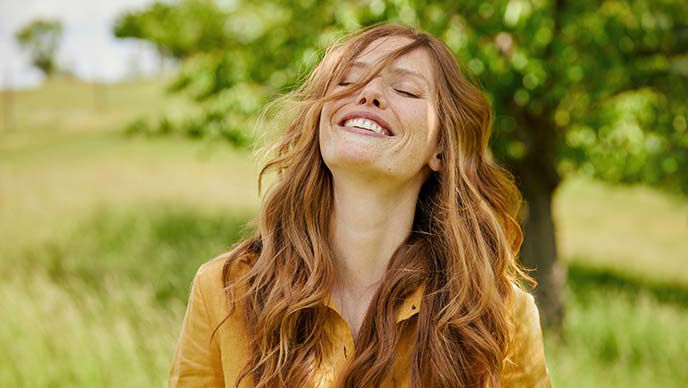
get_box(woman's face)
[319,36,441,186]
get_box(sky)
[0,0,164,89]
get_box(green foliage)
[113,0,688,193]
[15,18,64,76]
[113,0,229,60]
[123,111,254,147]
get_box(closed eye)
[395,89,419,98]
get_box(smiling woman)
[169,22,551,388]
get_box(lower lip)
[339,124,392,138]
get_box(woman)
[169,22,551,388]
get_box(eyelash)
[337,82,420,99]
[395,89,419,98]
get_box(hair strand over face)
[213,21,536,388]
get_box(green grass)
[1,76,198,150]
[0,132,264,264]
[0,269,183,387]
[545,264,688,387]
[1,77,686,387]
[555,176,688,284]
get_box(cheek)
[400,100,436,137]
[320,102,330,122]
[319,103,334,133]
[320,100,342,128]
[425,104,439,139]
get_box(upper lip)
[337,110,395,136]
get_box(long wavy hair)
[212,22,536,388]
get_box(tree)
[113,0,229,61]
[15,18,64,77]
[114,0,688,328]
[449,0,687,327]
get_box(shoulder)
[191,249,252,322]
[171,250,254,386]
[507,282,544,348]
[196,250,234,281]
[502,282,551,387]
[509,282,539,323]
[195,249,251,288]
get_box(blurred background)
[1,0,686,387]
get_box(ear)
[428,151,442,172]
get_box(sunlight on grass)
[0,269,184,387]
[546,280,688,388]
[0,132,269,264]
[555,174,688,284]
[1,76,686,387]
[1,76,198,150]
[2,201,256,303]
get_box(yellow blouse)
[169,252,552,387]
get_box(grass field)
[1,78,686,387]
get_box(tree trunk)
[519,181,566,330]
[505,110,566,330]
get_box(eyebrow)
[350,61,430,89]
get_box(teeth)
[343,118,387,135]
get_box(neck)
[329,173,423,293]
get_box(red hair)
[213,22,535,387]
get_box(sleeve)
[169,265,225,387]
[501,290,552,388]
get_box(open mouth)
[336,113,395,137]
[339,122,391,138]
[343,118,390,136]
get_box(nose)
[355,77,387,109]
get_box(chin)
[326,153,401,181]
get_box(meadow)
[1,77,686,387]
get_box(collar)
[324,281,427,323]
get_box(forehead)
[352,36,435,86]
